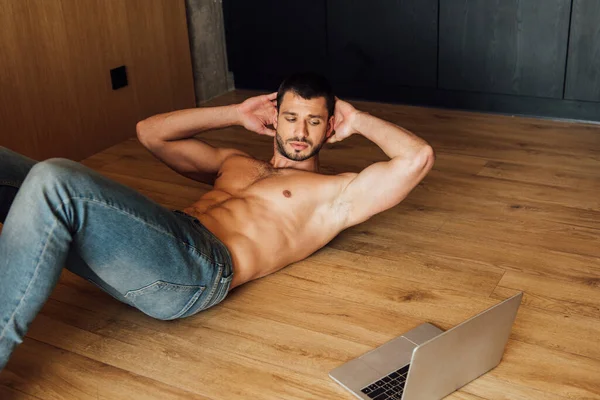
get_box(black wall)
[223,0,600,122]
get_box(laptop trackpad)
[360,336,416,375]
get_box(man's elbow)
[136,118,161,148]
[388,145,435,176]
[418,145,435,173]
[136,119,151,140]
[401,145,435,174]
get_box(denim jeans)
[0,146,234,370]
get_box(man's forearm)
[352,112,431,160]
[137,105,241,143]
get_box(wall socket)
[110,66,128,90]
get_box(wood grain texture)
[564,0,600,102]
[439,0,571,99]
[0,0,195,161]
[1,90,599,399]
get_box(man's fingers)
[264,128,276,137]
[266,92,277,101]
[334,118,343,130]
[258,122,276,137]
[268,108,277,125]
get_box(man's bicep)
[142,137,247,183]
[338,155,433,227]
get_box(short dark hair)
[277,72,335,117]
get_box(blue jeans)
[0,146,233,370]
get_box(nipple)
[283,190,292,198]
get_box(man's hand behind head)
[327,98,361,144]
[236,92,278,137]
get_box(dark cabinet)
[327,0,438,94]
[223,0,600,121]
[222,0,327,90]
[564,0,600,102]
[439,0,571,99]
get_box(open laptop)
[329,292,523,400]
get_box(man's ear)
[326,115,335,138]
[273,113,278,129]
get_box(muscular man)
[0,72,433,369]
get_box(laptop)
[329,292,523,400]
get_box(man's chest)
[204,157,345,211]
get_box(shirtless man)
[0,72,433,369]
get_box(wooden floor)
[1,90,599,399]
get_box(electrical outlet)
[110,66,128,90]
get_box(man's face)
[274,92,334,161]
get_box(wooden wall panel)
[0,0,195,161]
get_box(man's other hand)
[328,98,361,144]
[236,92,278,136]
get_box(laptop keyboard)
[361,364,410,400]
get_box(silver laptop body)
[329,292,523,400]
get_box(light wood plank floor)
[1,90,599,399]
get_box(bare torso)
[182,155,354,290]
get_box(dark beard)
[275,131,325,161]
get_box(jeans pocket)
[124,280,206,320]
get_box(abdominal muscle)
[185,194,338,291]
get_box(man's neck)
[269,152,319,173]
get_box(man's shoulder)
[337,171,358,178]
[333,172,358,190]
[218,151,257,170]
[220,149,253,162]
